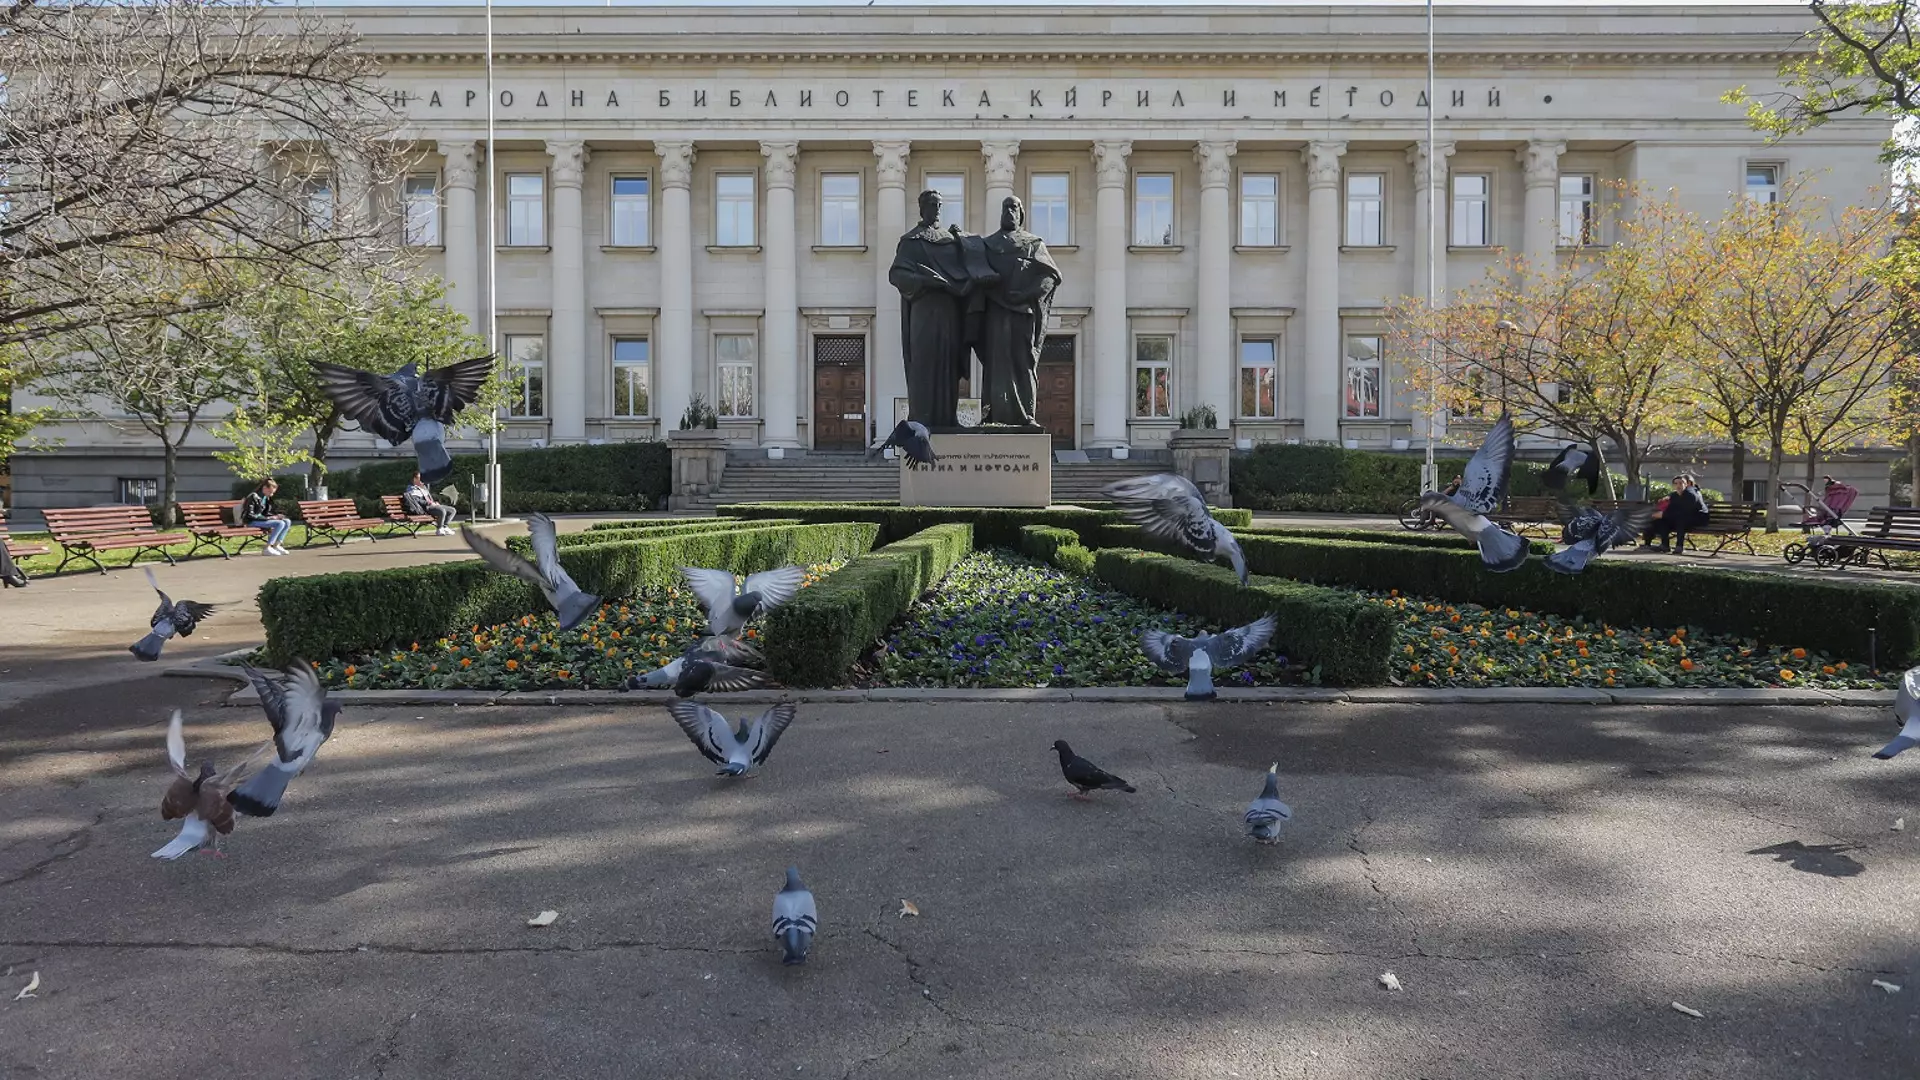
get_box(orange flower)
[410,642,420,652]
[1389,589,1399,597]
[1410,663,1421,673]
[1405,645,1415,655]
[1791,647,1807,660]
[1577,647,1589,658]
[506,659,519,671]
[745,628,758,640]
[1668,635,1683,646]
[1822,665,1836,675]
[1604,628,1615,638]
[1604,676,1615,686]
[557,670,570,679]
[1780,669,1795,680]
[514,635,526,647]
[1838,661,1849,671]
[1676,628,1687,639]
[460,657,473,668]
[1679,658,1694,671]
[344,665,357,677]
[1447,645,1459,656]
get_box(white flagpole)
[1421,0,1439,494]
[484,0,502,519]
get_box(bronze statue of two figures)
[889,190,1060,432]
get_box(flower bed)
[314,563,840,691]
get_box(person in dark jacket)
[1641,473,1710,553]
[242,478,292,555]
[403,471,456,535]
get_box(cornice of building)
[371,48,1801,66]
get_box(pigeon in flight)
[772,866,818,966]
[1423,413,1526,572]
[227,661,340,818]
[1052,739,1137,799]
[462,514,602,631]
[629,636,768,696]
[1142,613,1278,700]
[1873,666,1920,760]
[314,354,494,483]
[129,567,216,662]
[1543,443,1602,497]
[665,701,798,776]
[1546,502,1656,575]
[682,565,806,639]
[1243,763,1293,844]
[1101,473,1248,585]
[152,710,273,860]
[873,419,938,466]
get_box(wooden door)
[1036,335,1077,449]
[812,335,868,450]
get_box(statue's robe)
[976,228,1061,428]
[889,225,989,429]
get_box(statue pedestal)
[666,429,728,510]
[1169,428,1234,507]
[900,431,1052,508]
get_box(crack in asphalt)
[370,1006,421,1080]
[1139,750,1217,819]
[840,1029,924,1080]
[0,808,108,889]
[859,924,1095,1042]
[0,939,762,958]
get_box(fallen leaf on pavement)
[527,910,558,928]
[1872,979,1901,994]
[1379,972,1402,991]
[1671,1002,1703,1019]
[898,900,920,918]
[13,972,39,1001]
[1894,817,1905,832]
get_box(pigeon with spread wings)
[1142,613,1278,700]
[227,662,340,818]
[1543,443,1602,497]
[873,419,938,466]
[1874,666,1920,760]
[1546,502,1656,575]
[1101,473,1248,585]
[129,567,216,662]
[1424,413,1527,572]
[314,355,494,483]
[682,565,806,639]
[153,710,274,860]
[462,514,603,631]
[665,701,799,776]
[630,636,769,696]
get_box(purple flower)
[1052,663,1065,677]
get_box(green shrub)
[1019,524,1097,576]
[328,441,671,512]
[1090,548,1397,685]
[259,521,878,664]
[547,518,802,548]
[763,523,973,687]
[718,502,1251,548]
[1235,524,1555,554]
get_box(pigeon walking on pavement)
[1101,473,1248,585]
[1141,613,1278,700]
[873,419,938,466]
[1243,763,1293,844]
[129,567,216,662]
[772,866,818,966]
[313,355,495,483]
[1543,443,1602,497]
[227,662,340,818]
[152,710,274,860]
[681,565,806,639]
[629,636,768,696]
[1546,503,1656,575]
[462,513,603,631]
[1052,740,1137,799]
[665,701,798,776]
[1874,666,1920,760]
[1422,413,1528,573]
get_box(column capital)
[1405,140,1456,191]
[873,140,912,189]
[437,140,480,190]
[1518,139,1566,188]
[1302,141,1348,189]
[1091,140,1133,188]
[656,140,697,189]
[760,141,799,190]
[981,140,1021,187]
[1194,140,1238,189]
[548,140,590,188]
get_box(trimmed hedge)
[326,441,671,516]
[547,518,803,548]
[1089,548,1397,685]
[259,521,879,664]
[763,523,974,687]
[718,502,1253,548]
[1019,524,1096,576]
[1237,524,1556,554]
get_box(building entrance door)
[1036,334,1077,450]
[812,335,868,450]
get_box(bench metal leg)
[51,545,105,575]
[183,535,228,560]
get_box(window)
[1346,173,1384,246]
[925,173,965,231]
[1558,174,1597,246]
[611,176,651,247]
[1450,174,1490,247]
[1133,335,1172,418]
[1239,173,1279,246]
[402,174,440,247]
[118,478,158,506]
[715,334,756,417]
[715,173,756,246]
[1344,335,1383,418]
[1746,163,1780,204]
[302,175,334,237]
[506,173,545,246]
[1029,173,1070,245]
[1743,479,1770,504]
[1238,340,1278,418]
[611,337,650,417]
[1134,174,1174,246]
[819,173,861,247]
[505,334,546,417]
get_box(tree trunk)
[1805,447,1818,491]
[1728,435,1747,507]
[308,422,334,494]
[1764,435,1785,533]
[1591,438,1618,501]
[1620,441,1640,501]
[1909,430,1920,506]
[160,440,180,528]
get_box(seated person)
[1,542,26,588]
[242,478,292,556]
[404,472,457,536]
[1641,473,1710,553]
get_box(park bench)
[1493,496,1562,538]
[380,494,439,537]
[1668,502,1766,557]
[1811,506,1920,570]
[41,505,189,574]
[296,498,386,548]
[1,518,51,562]
[175,499,267,558]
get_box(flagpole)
[1421,0,1439,495]
[484,0,502,520]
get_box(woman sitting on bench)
[1641,473,1710,553]
[242,478,292,556]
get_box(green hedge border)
[718,502,1252,548]
[763,523,974,688]
[260,521,879,665]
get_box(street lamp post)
[482,0,503,520]
[1420,0,1439,495]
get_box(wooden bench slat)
[378,495,438,536]
[295,498,386,548]
[174,499,267,558]
[41,505,186,573]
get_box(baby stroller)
[1780,480,1872,567]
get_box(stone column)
[657,140,697,434]
[437,140,481,337]
[1194,139,1236,426]
[872,140,912,432]
[1302,140,1347,443]
[760,140,801,449]
[981,140,1020,226]
[547,140,589,442]
[1518,139,1566,275]
[1090,140,1132,449]
[1406,140,1456,306]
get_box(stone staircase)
[686,450,1172,511]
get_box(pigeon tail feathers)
[1477,525,1531,573]
[413,418,452,482]
[1873,734,1918,760]
[129,631,168,662]
[779,927,813,965]
[1185,652,1217,700]
[553,590,604,632]
[1545,540,1598,575]
[227,764,295,817]
[1220,531,1248,585]
[151,814,210,860]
